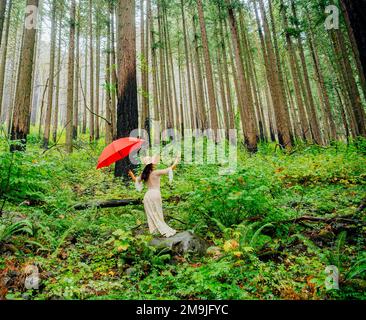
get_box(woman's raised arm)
[154,156,180,176]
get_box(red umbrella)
[96,137,145,169]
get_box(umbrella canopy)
[96,137,145,169]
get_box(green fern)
[0,220,33,243]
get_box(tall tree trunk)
[115,0,139,178]
[226,0,258,151]
[144,0,151,141]
[180,0,194,130]
[7,27,22,134]
[43,0,57,148]
[197,0,219,140]
[0,0,12,121]
[110,3,118,139]
[331,28,366,137]
[95,25,101,140]
[239,9,265,142]
[0,0,7,49]
[89,0,95,141]
[82,37,87,135]
[52,11,62,142]
[218,16,235,133]
[177,39,185,133]
[192,15,207,130]
[280,0,310,142]
[157,3,166,129]
[73,5,80,140]
[307,16,337,141]
[10,0,39,151]
[340,0,366,97]
[65,0,76,153]
[291,0,322,145]
[257,0,292,148]
[164,7,178,130]
[105,7,113,145]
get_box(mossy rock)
[149,231,208,257]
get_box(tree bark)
[43,0,57,148]
[89,0,95,141]
[65,0,76,154]
[115,0,139,178]
[340,0,366,98]
[52,9,63,142]
[226,0,258,151]
[257,0,292,149]
[280,0,311,142]
[0,0,7,49]
[0,0,12,121]
[10,0,39,151]
[197,0,219,139]
[73,4,80,140]
[180,0,194,130]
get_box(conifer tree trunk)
[257,0,292,148]
[89,0,95,141]
[197,0,219,139]
[0,0,12,121]
[105,8,113,145]
[192,15,207,130]
[73,5,80,140]
[340,0,366,96]
[110,3,118,139]
[65,0,76,154]
[10,0,39,151]
[0,0,7,49]
[291,1,322,145]
[43,0,57,148]
[280,0,310,141]
[95,25,101,140]
[82,37,88,135]
[53,12,62,142]
[180,0,194,130]
[331,28,366,137]
[226,0,258,151]
[218,17,235,133]
[115,0,139,178]
[307,19,337,141]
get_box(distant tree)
[65,0,76,153]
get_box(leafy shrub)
[0,151,51,204]
[187,168,280,229]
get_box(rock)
[149,231,208,257]
[24,265,40,290]
[125,267,137,276]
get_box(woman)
[128,156,180,238]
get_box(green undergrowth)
[0,134,365,300]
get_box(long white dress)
[136,168,177,238]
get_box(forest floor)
[0,132,365,300]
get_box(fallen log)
[291,215,360,224]
[74,199,142,210]
[73,195,185,211]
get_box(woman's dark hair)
[141,164,154,182]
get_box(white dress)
[136,168,177,238]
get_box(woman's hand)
[128,170,136,182]
[171,156,180,170]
